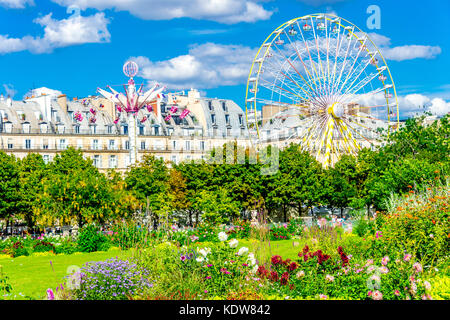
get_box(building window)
[25,139,31,149]
[140,141,146,150]
[171,155,177,164]
[154,126,159,135]
[125,140,130,150]
[93,155,101,168]
[238,114,243,125]
[23,122,31,134]
[90,125,97,134]
[4,122,12,133]
[74,125,80,134]
[7,139,13,149]
[107,125,112,134]
[109,140,116,150]
[222,101,227,112]
[211,114,216,124]
[225,114,230,124]
[172,140,177,150]
[58,139,66,150]
[200,141,205,150]
[185,141,191,151]
[227,127,231,136]
[57,124,65,134]
[139,126,145,135]
[92,139,99,150]
[122,125,128,135]
[208,101,213,111]
[109,155,117,168]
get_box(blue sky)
[0,0,449,117]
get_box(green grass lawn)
[0,248,133,300]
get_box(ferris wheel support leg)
[128,114,138,165]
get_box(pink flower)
[367,290,372,297]
[381,256,389,266]
[46,288,55,300]
[413,262,423,273]
[403,254,412,262]
[319,294,327,300]
[371,290,383,300]
[394,290,400,296]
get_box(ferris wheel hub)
[328,103,344,119]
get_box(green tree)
[36,148,115,227]
[125,155,170,228]
[0,152,20,231]
[17,153,47,228]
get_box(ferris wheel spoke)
[338,73,385,105]
[336,119,361,153]
[335,37,367,95]
[310,17,327,94]
[296,20,324,94]
[283,29,320,95]
[339,58,373,96]
[330,22,343,91]
[271,43,321,98]
[263,55,316,101]
[330,30,355,96]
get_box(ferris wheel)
[245,13,399,167]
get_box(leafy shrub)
[0,266,12,295]
[192,222,219,242]
[54,239,78,255]
[381,183,449,266]
[73,258,153,300]
[269,223,293,240]
[353,217,376,237]
[77,224,109,253]
[33,241,56,253]
[9,241,29,258]
[227,219,251,239]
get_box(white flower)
[229,239,239,248]
[251,265,258,274]
[237,247,249,256]
[247,253,256,265]
[196,256,204,263]
[424,281,431,291]
[296,271,305,279]
[197,247,211,257]
[325,275,335,282]
[218,232,228,242]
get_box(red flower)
[257,265,269,277]
[271,255,283,266]
[288,262,298,272]
[280,272,289,285]
[269,271,279,282]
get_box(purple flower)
[47,289,55,300]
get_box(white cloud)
[52,0,273,24]
[131,43,256,90]
[0,0,33,8]
[367,32,441,61]
[0,12,110,54]
[382,45,442,61]
[357,92,449,118]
